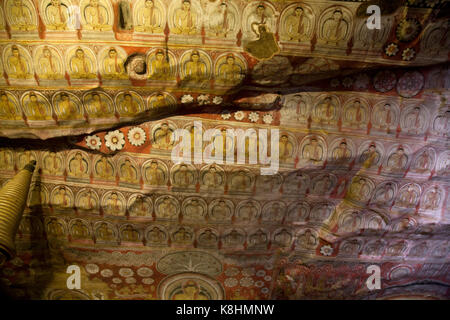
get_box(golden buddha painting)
[146,49,176,82]
[75,188,99,212]
[371,100,399,134]
[66,46,98,83]
[127,194,153,218]
[298,135,326,168]
[98,47,129,83]
[280,4,314,43]
[41,151,65,176]
[118,156,140,187]
[214,53,246,87]
[93,155,115,181]
[142,159,167,187]
[311,95,340,127]
[102,191,126,216]
[51,185,74,210]
[342,98,369,130]
[155,195,180,220]
[151,121,176,151]
[317,7,352,47]
[0,91,22,122]
[83,91,114,121]
[52,91,85,122]
[169,0,202,37]
[3,44,35,85]
[33,45,66,84]
[115,91,144,118]
[133,0,165,34]
[67,150,90,180]
[80,0,114,38]
[16,149,37,170]
[4,0,38,37]
[205,0,239,40]
[20,91,53,123]
[40,0,78,38]
[148,92,177,110]
[242,2,279,60]
[179,49,212,88]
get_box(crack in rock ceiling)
[0,0,449,300]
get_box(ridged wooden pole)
[0,160,36,264]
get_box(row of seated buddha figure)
[281,95,437,136]
[0,44,247,86]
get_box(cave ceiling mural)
[0,0,449,300]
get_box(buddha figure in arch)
[148,49,174,80]
[344,100,367,129]
[183,50,208,84]
[0,149,13,170]
[422,186,441,210]
[312,174,333,195]
[279,134,294,163]
[373,182,395,205]
[120,158,138,184]
[263,202,284,223]
[102,48,128,80]
[135,0,164,33]
[54,93,83,121]
[157,197,178,219]
[274,229,292,247]
[85,92,111,118]
[153,122,174,149]
[45,0,70,30]
[52,186,72,208]
[69,48,97,79]
[77,189,98,210]
[83,0,112,31]
[321,9,349,45]
[413,150,433,173]
[94,156,114,180]
[216,54,243,86]
[7,0,37,31]
[172,0,199,35]
[238,202,257,222]
[302,137,323,165]
[198,229,218,247]
[117,92,140,116]
[71,220,90,239]
[149,93,171,109]
[68,151,89,178]
[7,45,33,79]
[129,195,151,217]
[184,198,205,220]
[104,192,125,215]
[173,164,195,188]
[347,177,371,201]
[0,92,20,120]
[297,229,317,249]
[249,229,268,248]
[372,103,394,132]
[42,151,63,175]
[360,143,380,170]
[207,1,236,38]
[404,106,426,134]
[28,182,47,207]
[121,225,140,242]
[332,140,351,165]
[24,92,51,121]
[314,96,337,124]
[96,222,115,241]
[147,226,167,244]
[387,147,408,172]
[47,218,65,238]
[202,166,223,190]
[144,160,165,186]
[210,200,231,221]
[36,46,63,80]
[231,171,252,192]
[172,227,193,243]
[281,6,311,42]
[223,229,244,247]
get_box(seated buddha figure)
[135,0,163,33]
[37,46,63,80]
[118,93,140,116]
[9,0,37,31]
[0,92,20,120]
[46,0,69,30]
[83,0,112,31]
[216,54,242,86]
[69,48,97,79]
[172,0,198,35]
[322,9,348,45]
[183,50,207,84]
[56,93,81,121]
[148,49,173,81]
[7,45,32,79]
[102,48,128,80]
[26,93,50,121]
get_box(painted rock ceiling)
[0,0,449,300]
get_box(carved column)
[0,160,36,266]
